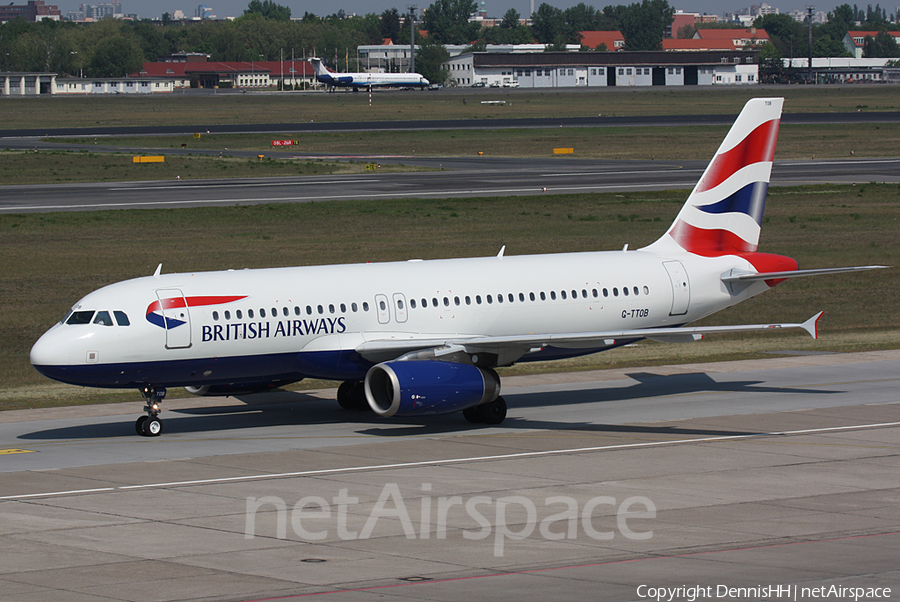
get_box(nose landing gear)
[136,386,166,437]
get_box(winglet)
[801,311,824,339]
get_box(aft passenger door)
[662,261,690,316]
[155,289,192,349]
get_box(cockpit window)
[114,311,130,326]
[66,311,95,325]
[93,311,114,326]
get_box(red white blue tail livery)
[647,97,780,257]
[30,98,887,436]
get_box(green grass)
[3,184,898,410]
[0,150,414,185]
[2,86,899,131]
[46,122,900,163]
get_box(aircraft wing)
[355,312,824,363]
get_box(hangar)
[445,50,759,88]
[1,72,56,95]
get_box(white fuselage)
[30,248,765,390]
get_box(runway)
[1,350,898,601]
[2,157,899,214]
[2,109,899,138]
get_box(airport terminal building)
[446,50,759,88]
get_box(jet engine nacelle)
[364,360,500,417]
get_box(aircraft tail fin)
[308,57,331,76]
[643,97,783,257]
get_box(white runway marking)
[3,420,898,501]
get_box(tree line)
[1,0,897,84]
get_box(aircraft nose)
[30,327,71,376]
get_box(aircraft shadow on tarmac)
[20,371,837,441]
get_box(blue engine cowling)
[364,361,500,417]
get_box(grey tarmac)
[0,350,898,601]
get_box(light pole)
[70,51,83,78]
[806,5,814,84]
[408,4,417,74]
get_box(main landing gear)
[136,386,166,437]
[463,397,507,425]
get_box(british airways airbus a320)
[31,98,886,436]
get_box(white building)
[445,50,759,88]
[54,77,174,94]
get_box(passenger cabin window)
[249,309,255,318]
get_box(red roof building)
[136,60,314,89]
[579,31,625,51]
[693,28,770,49]
[843,31,900,58]
[663,39,740,51]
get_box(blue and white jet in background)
[30,98,887,436]
[308,57,429,89]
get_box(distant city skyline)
[57,0,868,22]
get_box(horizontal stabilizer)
[722,265,889,283]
